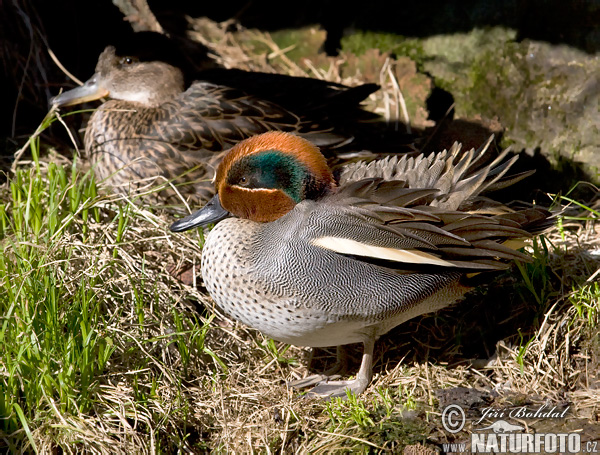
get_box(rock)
[421,29,599,177]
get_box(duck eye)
[239,177,248,185]
[121,57,134,65]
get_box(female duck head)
[51,45,184,108]
[215,132,336,222]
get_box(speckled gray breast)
[201,200,469,348]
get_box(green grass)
[514,235,556,309]
[261,338,298,367]
[318,386,428,452]
[0,115,222,453]
[2,107,599,453]
[570,282,600,327]
[561,192,600,328]
[507,191,600,379]
[0,152,110,451]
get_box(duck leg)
[287,345,348,389]
[306,337,375,399]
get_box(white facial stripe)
[311,236,456,267]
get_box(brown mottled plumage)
[52,45,379,204]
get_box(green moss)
[269,27,327,62]
[341,31,425,62]
[243,37,273,58]
[422,27,517,63]
[421,27,599,170]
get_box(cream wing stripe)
[311,236,456,267]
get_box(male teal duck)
[169,131,553,398]
[51,45,379,204]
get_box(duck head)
[170,132,336,231]
[51,45,184,108]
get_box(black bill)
[170,194,230,232]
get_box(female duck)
[170,131,552,398]
[51,45,378,204]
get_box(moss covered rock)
[419,28,599,175]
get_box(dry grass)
[2,11,600,455]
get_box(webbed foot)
[291,339,375,400]
[306,376,370,398]
[287,345,348,389]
